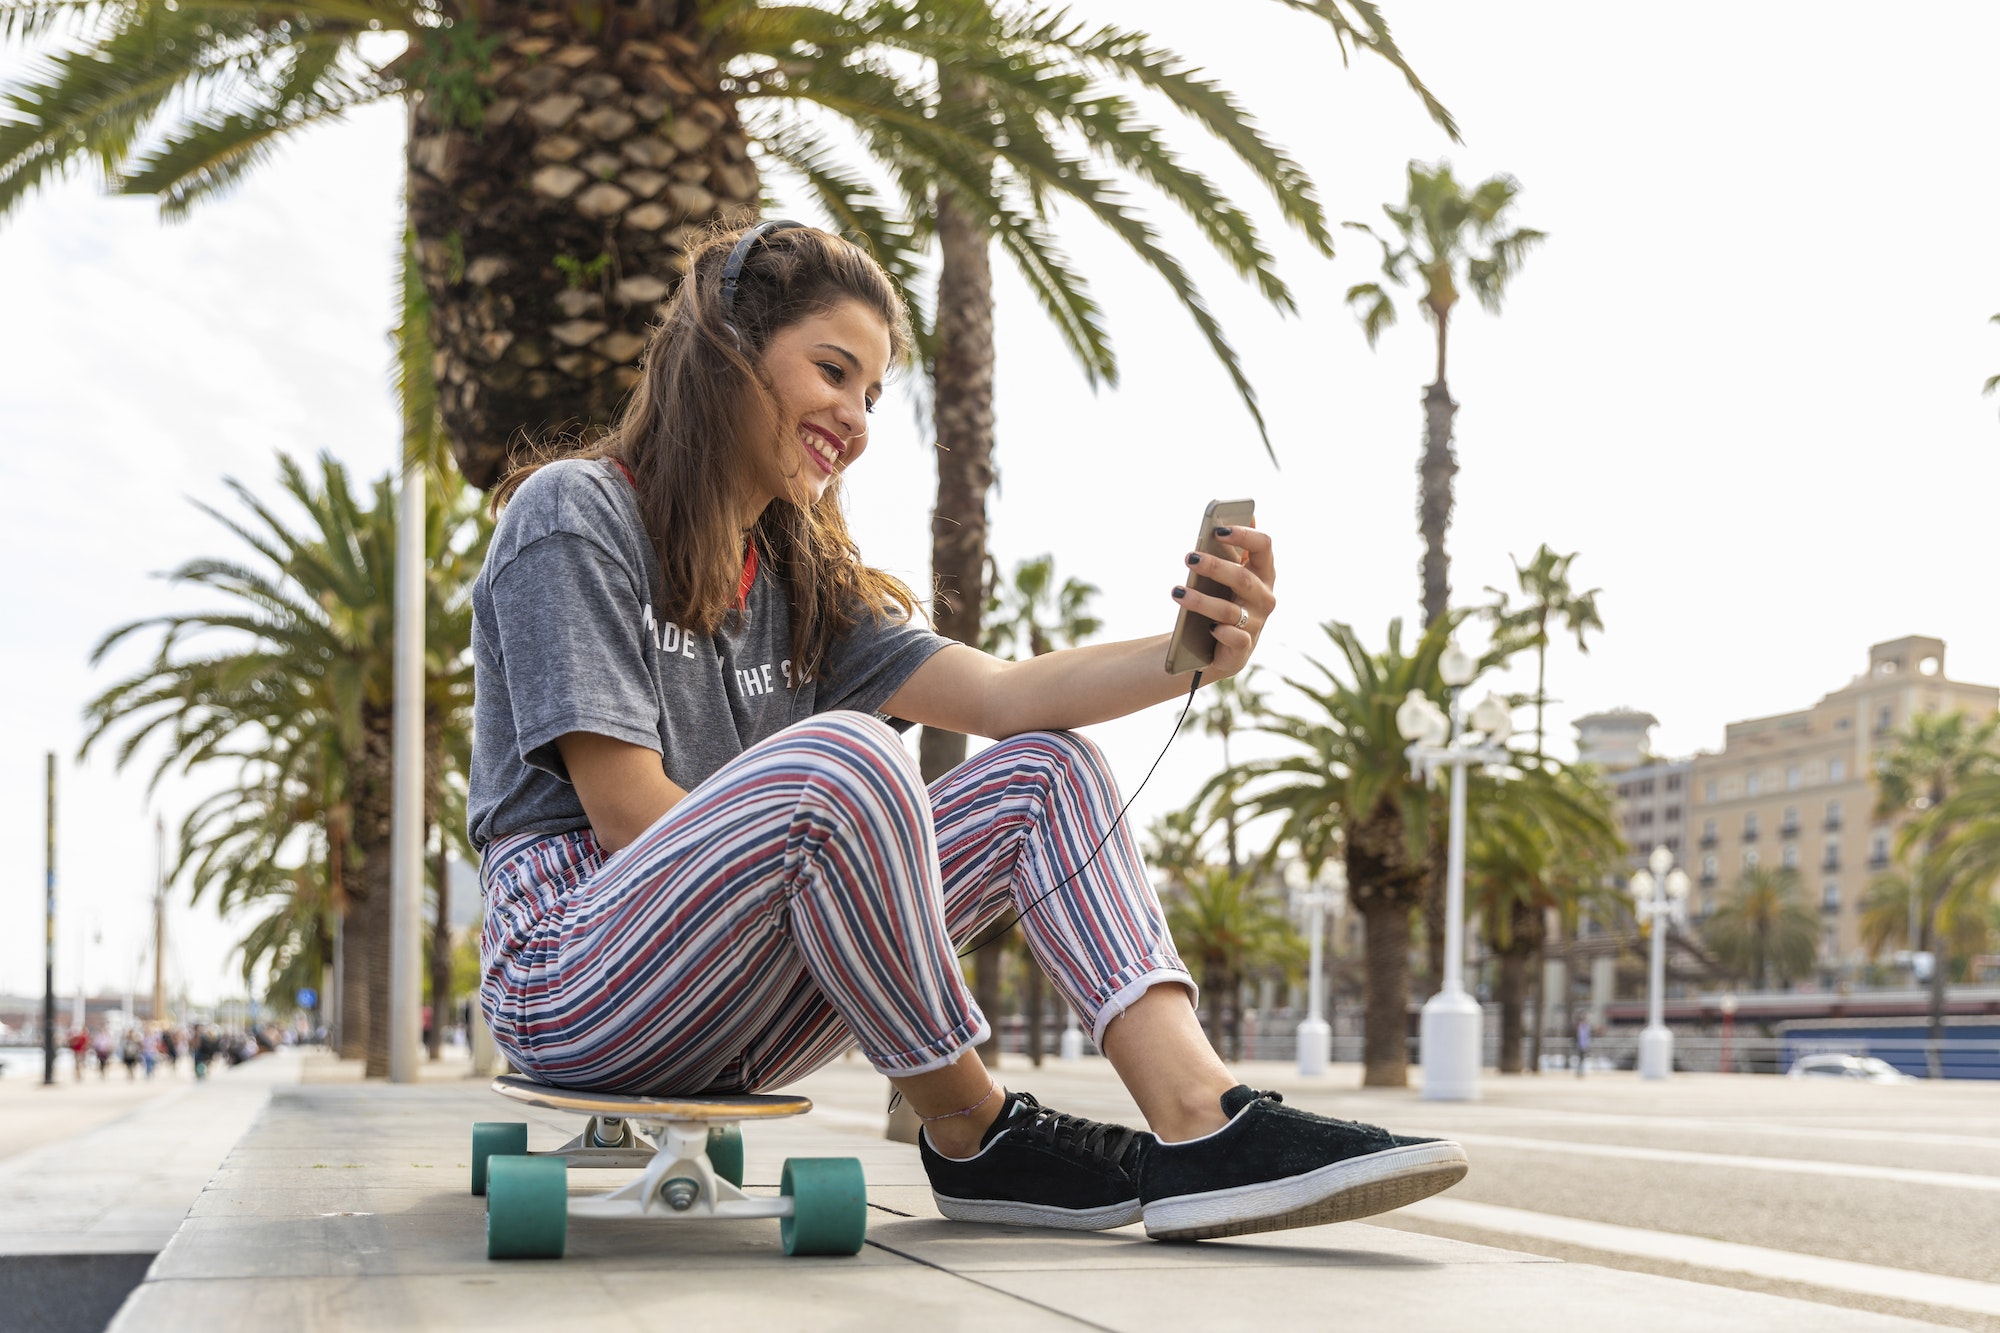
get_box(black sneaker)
[1139,1086,1468,1241]
[919,1090,1150,1230]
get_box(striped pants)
[478,713,1192,1094]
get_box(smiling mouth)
[799,424,844,476]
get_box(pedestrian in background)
[1576,1016,1593,1078]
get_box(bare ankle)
[1149,1081,1234,1144]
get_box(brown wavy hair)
[493,223,920,686]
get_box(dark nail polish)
[1172,586,1187,599]
[1214,526,1232,537]
[1185,552,1200,566]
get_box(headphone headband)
[720,218,805,323]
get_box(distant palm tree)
[1483,544,1603,763]
[1345,162,1544,626]
[1218,616,1460,1086]
[977,551,1100,1064]
[1875,711,2000,1072]
[1163,865,1303,1059]
[1859,868,1999,983]
[1704,866,1819,991]
[1463,763,1623,1072]
[81,453,485,1075]
[1181,672,1267,873]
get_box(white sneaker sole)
[1142,1140,1469,1241]
[933,1192,1142,1231]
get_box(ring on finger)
[1235,605,1250,631]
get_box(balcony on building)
[1780,818,1799,838]
[1868,852,1890,870]
[1822,853,1841,872]
[1824,814,1843,832]
[1699,832,1718,849]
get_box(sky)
[3,3,1997,1007]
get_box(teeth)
[801,428,839,471]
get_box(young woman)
[469,220,1466,1241]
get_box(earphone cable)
[956,669,1204,958]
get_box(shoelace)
[1005,1093,1142,1171]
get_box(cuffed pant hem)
[1089,966,1198,1049]
[865,1014,993,1078]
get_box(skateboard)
[471,1075,867,1260]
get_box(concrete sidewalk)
[97,1057,1954,1332]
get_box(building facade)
[1686,636,1998,972]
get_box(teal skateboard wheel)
[486,1155,568,1259]
[779,1157,867,1256]
[707,1125,745,1187]
[471,1122,528,1196]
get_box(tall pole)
[152,814,167,1026]
[42,753,56,1086]
[1296,875,1330,1076]
[388,458,425,1083]
[1418,687,1484,1102]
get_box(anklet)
[915,1081,1001,1123]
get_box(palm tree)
[1216,616,1458,1086]
[80,452,484,1075]
[1480,542,1602,1068]
[1180,672,1267,874]
[1461,763,1622,1072]
[1704,866,1819,991]
[1344,162,1544,626]
[1162,864,1303,1060]
[975,550,1100,1063]
[1860,867,1999,984]
[1483,545,1603,764]
[1876,714,2000,1073]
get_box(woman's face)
[748,298,891,515]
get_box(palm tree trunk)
[409,23,760,487]
[1418,379,1458,628]
[1925,884,1949,1079]
[1361,901,1412,1087]
[1497,949,1526,1073]
[923,70,999,1059]
[1024,957,1044,1066]
[354,705,396,1078]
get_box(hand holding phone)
[1164,498,1256,675]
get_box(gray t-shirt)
[468,458,951,851]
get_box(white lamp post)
[1631,844,1690,1080]
[1059,1006,1083,1061]
[1291,859,1344,1076]
[1397,641,1513,1102]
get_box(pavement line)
[1456,1132,2000,1192]
[1424,1105,2000,1152]
[1403,1198,2000,1317]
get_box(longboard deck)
[490,1074,811,1121]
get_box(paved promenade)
[21,1047,1978,1331]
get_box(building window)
[1743,813,1760,840]
[1782,844,1800,870]
[1786,766,1802,790]
[1666,836,1681,853]
[1822,927,1839,960]
[1876,705,1893,735]
[1703,779,1718,802]
[1744,848,1760,869]
[1822,881,1840,912]
[1700,819,1718,848]
[1825,798,1843,831]
[1701,854,1718,885]
[1830,757,1847,782]
[1639,779,1655,796]
[1781,806,1800,837]
[1616,782,1630,799]
[1665,804,1681,822]
[1747,773,1762,796]
[1869,830,1891,869]
[1666,774,1683,793]
[1637,810,1654,827]
[1822,839,1841,872]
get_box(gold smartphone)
[1164,498,1256,675]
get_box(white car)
[1785,1053,1915,1083]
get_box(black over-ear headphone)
[720,218,806,345]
